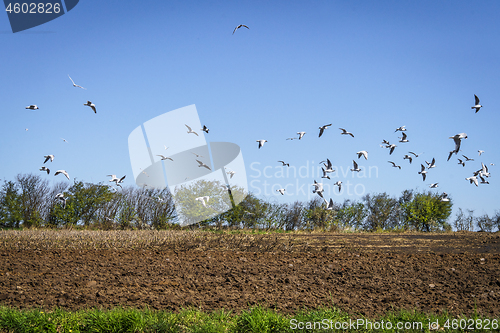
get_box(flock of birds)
[21,25,493,215]
[256,94,492,209]
[27,73,241,211]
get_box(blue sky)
[1,0,499,221]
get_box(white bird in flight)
[351,160,361,172]
[55,193,68,209]
[191,152,204,158]
[226,170,236,178]
[478,150,485,156]
[339,128,354,137]
[324,198,334,210]
[195,196,210,208]
[395,126,406,132]
[39,166,50,175]
[425,158,436,169]
[257,140,267,149]
[356,151,368,160]
[297,132,306,140]
[157,155,173,161]
[418,164,427,181]
[185,124,198,136]
[108,175,126,187]
[278,161,290,167]
[323,159,335,173]
[84,101,96,113]
[44,155,54,163]
[403,155,413,164]
[388,161,401,169]
[68,75,86,89]
[54,170,70,180]
[25,105,39,110]
[471,94,482,113]
[440,193,450,202]
[232,24,249,35]
[334,181,342,192]
[429,183,439,188]
[201,125,209,134]
[398,132,409,143]
[276,189,285,195]
[318,124,332,138]
[321,168,330,180]
[409,151,421,158]
[196,159,211,170]
[312,180,324,198]
[466,176,478,187]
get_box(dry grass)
[0,230,296,252]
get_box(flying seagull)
[68,75,86,89]
[191,152,204,158]
[43,155,54,163]
[312,180,324,198]
[398,132,409,143]
[195,196,210,208]
[381,139,390,145]
[61,138,68,143]
[276,189,285,195]
[257,140,267,149]
[334,181,342,192]
[39,166,50,175]
[83,101,96,113]
[226,170,236,178]
[55,193,68,209]
[440,192,450,202]
[54,170,70,180]
[479,175,489,185]
[196,159,211,170]
[466,176,479,187]
[324,198,334,210]
[339,128,354,137]
[409,151,421,158]
[321,168,330,180]
[356,151,368,160]
[318,124,332,138]
[403,155,413,164]
[462,155,474,162]
[425,158,436,169]
[457,159,465,167]
[478,150,485,156]
[232,24,249,34]
[108,175,126,188]
[351,160,361,172]
[286,137,297,140]
[278,161,290,167]
[418,164,427,181]
[387,144,397,155]
[429,183,439,188]
[471,94,482,113]
[395,126,406,132]
[297,131,306,139]
[25,105,39,110]
[157,155,173,161]
[323,159,335,173]
[479,162,490,178]
[185,124,199,136]
[388,161,401,169]
[449,133,467,155]
[201,125,209,134]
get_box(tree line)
[0,173,499,232]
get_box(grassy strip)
[0,305,497,333]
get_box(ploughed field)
[0,230,499,317]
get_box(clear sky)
[1,0,498,221]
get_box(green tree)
[362,193,401,231]
[0,180,23,228]
[401,191,452,231]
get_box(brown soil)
[0,232,499,317]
